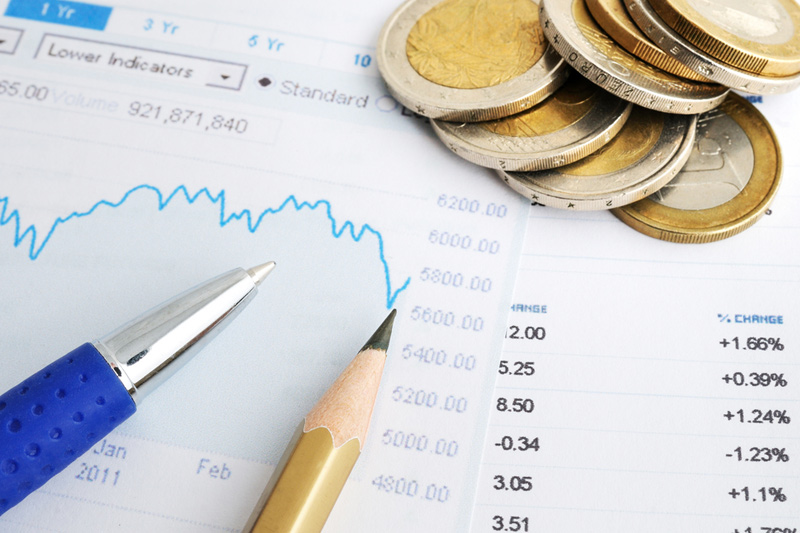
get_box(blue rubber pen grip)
[0,343,136,513]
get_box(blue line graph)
[0,184,410,308]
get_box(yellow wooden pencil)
[245,310,396,533]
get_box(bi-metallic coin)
[539,0,728,114]
[612,94,782,242]
[626,0,800,95]
[585,0,708,81]
[430,74,632,172]
[377,0,569,121]
[498,105,697,210]
[648,0,800,77]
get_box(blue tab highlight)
[5,0,112,31]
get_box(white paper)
[0,0,528,530]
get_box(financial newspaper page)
[470,97,800,530]
[0,0,529,531]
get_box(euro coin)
[585,0,708,81]
[430,74,632,171]
[648,0,800,77]
[540,0,728,113]
[377,0,569,121]
[498,106,696,210]
[627,0,800,95]
[612,94,782,242]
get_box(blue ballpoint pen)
[0,261,275,515]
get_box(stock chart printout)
[0,0,529,530]
[470,95,800,531]
[2,1,799,532]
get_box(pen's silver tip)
[247,261,276,287]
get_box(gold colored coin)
[539,0,728,113]
[406,0,545,89]
[482,74,598,137]
[430,74,633,172]
[497,105,696,210]
[377,0,568,121]
[649,0,800,76]
[612,94,782,242]
[585,0,708,81]
[573,0,676,85]
[557,107,663,176]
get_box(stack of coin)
[377,0,793,242]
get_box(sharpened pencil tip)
[361,309,396,353]
[247,261,276,287]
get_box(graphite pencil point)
[361,309,396,352]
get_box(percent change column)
[468,219,798,532]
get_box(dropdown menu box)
[0,26,24,55]
[35,34,247,90]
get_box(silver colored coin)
[376,0,569,122]
[686,0,794,46]
[539,0,728,113]
[651,109,754,209]
[430,78,633,171]
[498,107,698,210]
[626,0,800,95]
[611,94,782,243]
